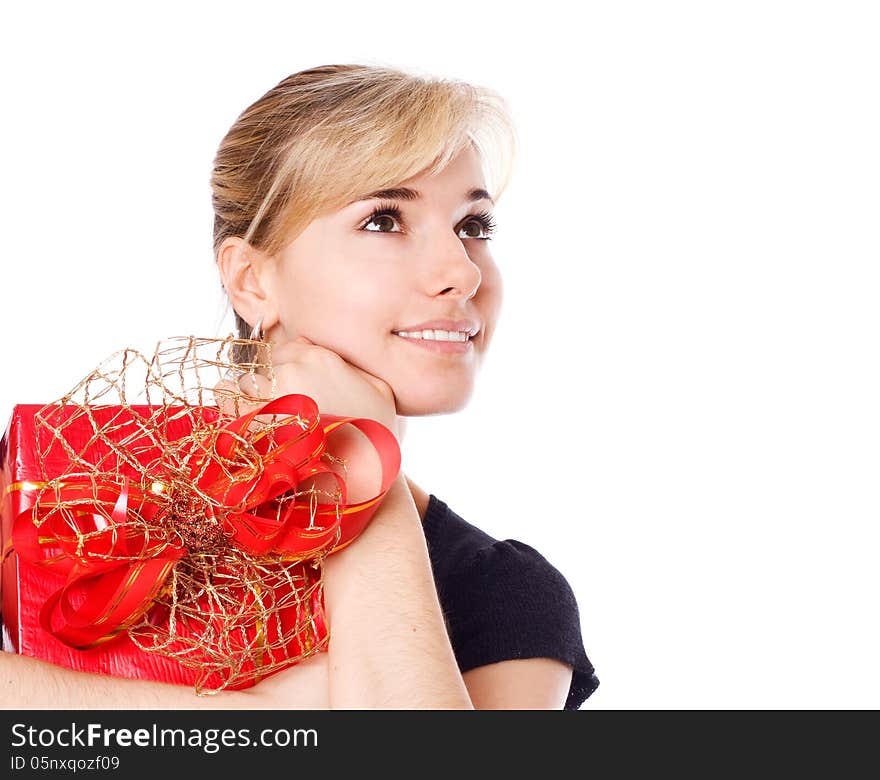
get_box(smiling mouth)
[390,331,475,354]
[391,331,474,342]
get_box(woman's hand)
[214,336,400,439]
[212,336,401,502]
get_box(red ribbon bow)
[11,393,400,653]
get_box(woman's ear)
[216,236,278,331]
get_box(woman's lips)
[392,333,474,354]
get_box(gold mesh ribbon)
[7,335,400,694]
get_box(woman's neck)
[395,417,430,523]
[404,475,430,524]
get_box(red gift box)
[1,397,400,693]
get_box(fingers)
[256,336,318,369]
[211,378,240,417]
[212,373,274,420]
[237,370,274,401]
[289,338,393,401]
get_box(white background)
[1,1,878,708]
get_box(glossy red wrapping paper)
[0,397,400,692]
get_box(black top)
[422,493,599,710]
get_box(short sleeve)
[441,538,600,710]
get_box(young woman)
[0,63,598,709]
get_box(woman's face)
[264,144,503,417]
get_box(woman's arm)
[462,658,574,709]
[0,653,255,709]
[323,463,576,709]
[322,472,474,709]
[0,647,330,710]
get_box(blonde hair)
[210,63,518,360]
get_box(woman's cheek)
[476,261,503,325]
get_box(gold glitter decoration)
[16,335,359,695]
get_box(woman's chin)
[393,385,475,417]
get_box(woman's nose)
[429,234,482,299]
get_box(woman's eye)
[458,212,496,241]
[361,204,404,234]
[360,205,495,240]
[363,213,402,233]
[458,219,489,240]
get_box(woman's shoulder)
[423,494,564,586]
[420,494,499,578]
[422,493,600,709]
[422,494,581,615]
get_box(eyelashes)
[360,201,496,240]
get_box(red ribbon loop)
[11,393,400,653]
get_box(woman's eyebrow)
[348,187,494,205]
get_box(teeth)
[395,329,469,342]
